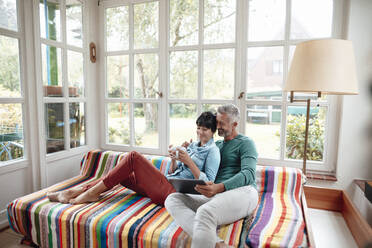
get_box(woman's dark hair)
[196,111,217,133]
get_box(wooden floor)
[0,228,28,248]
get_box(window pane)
[134,2,158,49]
[246,104,281,159]
[248,0,285,41]
[247,46,283,100]
[169,0,198,47]
[106,6,129,51]
[107,55,129,98]
[67,50,84,97]
[204,0,236,44]
[134,103,158,148]
[286,106,326,161]
[134,53,159,99]
[0,104,23,162]
[42,44,63,97]
[170,51,198,99]
[0,35,21,97]
[39,0,61,41]
[203,49,234,99]
[66,0,82,47]
[69,102,85,148]
[45,103,64,153]
[0,0,18,31]
[201,104,219,113]
[107,103,130,145]
[169,104,197,146]
[290,0,333,39]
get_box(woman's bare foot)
[69,191,100,204]
[47,191,61,202]
[47,187,85,203]
[47,191,71,203]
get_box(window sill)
[0,159,28,175]
[306,172,337,181]
[46,146,90,163]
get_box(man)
[165,104,258,248]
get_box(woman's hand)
[168,145,177,160]
[177,148,201,179]
[181,139,192,148]
[177,148,193,166]
[168,145,178,173]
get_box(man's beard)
[218,128,231,137]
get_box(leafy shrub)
[108,122,143,146]
[278,110,325,161]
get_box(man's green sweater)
[214,134,257,190]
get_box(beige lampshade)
[284,39,358,95]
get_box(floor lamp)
[284,39,358,175]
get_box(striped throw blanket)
[7,150,246,248]
[245,166,307,248]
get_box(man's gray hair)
[217,104,240,123]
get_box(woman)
[47,111,220,206]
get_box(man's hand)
[195,182,225,198]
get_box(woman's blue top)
[166,138,220,182]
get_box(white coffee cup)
[171,146,186,159]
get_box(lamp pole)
[290,91,321,175]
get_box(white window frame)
[100,0,165,155]
[0,0,29,170]
[99,0,347,173]
[165,0,238,150]
[33,0,89,165]
[240,0,346,173]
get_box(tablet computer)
[168,178,206,194]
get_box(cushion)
[246,166,307,248]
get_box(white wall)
[0,164,33,228]
[308,0,372,194]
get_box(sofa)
[7,150,308,247]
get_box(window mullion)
[39,38,64,48]
[64,102,69,150]
[18,0,28,163]
[159,0,167,154]
[65,45,84,53]
[0,98,24,103]
[198,0,204,114]
[61,0,70,151]
[279,0,293,161]
[165,1,171,150]
[197,46,202,116]
[0,28,21,39]
[32,0,47,187]
[129,3,134,147]
[236,0,247,134]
